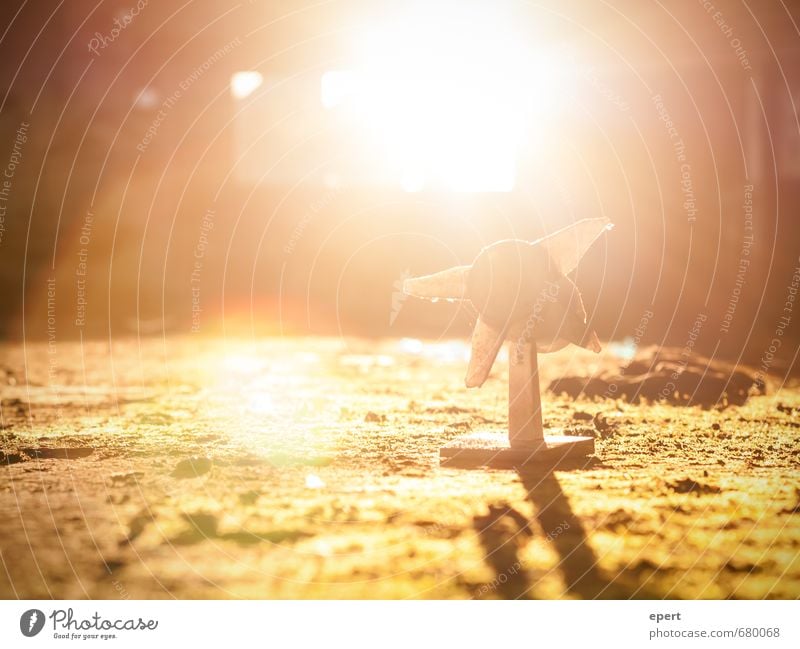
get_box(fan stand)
[440,338,594,468]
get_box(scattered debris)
[239,490,259,505]
[1,398,28,416]
[0,337,797,599]
[627,558,670,574]
[173,512,311,546]
[21,447,94,460]
[724,560,763,574]
[565,426,596,438]
[0,451,23,465]
[548,346,764,408]
[602,509,634,531]
[668,478,721,495]
[593,413,616,437]
[110,471,145,486]
[171,456,212,479]
[122,508,155,545]
[779,489,800,515]
[427,405,473,415]
[183,512,219,537]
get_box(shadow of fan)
[518,467,661,599]
[472,503,534,599]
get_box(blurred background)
[0,0,797,373]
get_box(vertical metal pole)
[508,339,544,448]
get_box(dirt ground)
[0,336,799,599]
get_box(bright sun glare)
[320,3,560,192]
[230,71,263,99]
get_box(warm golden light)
[321,4,564,192]
[230,71,263,99]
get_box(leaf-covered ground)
[0,337,798,599]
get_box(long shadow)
[518,464,656,599]
[472,503,533,599]
[470,458,606,599]
[518,466,609,598]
